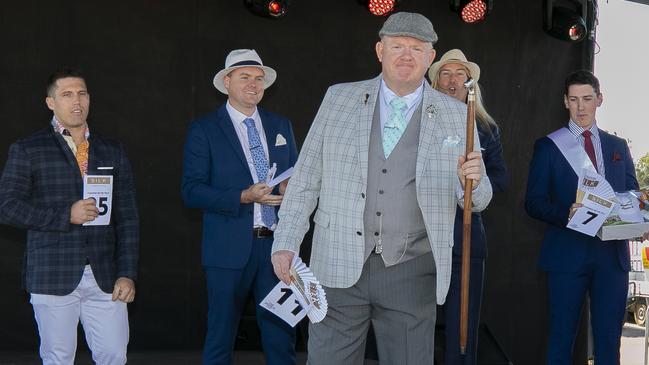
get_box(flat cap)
[379,12,438,44]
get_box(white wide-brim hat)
[428,49,481,83]
[213,49,277,94]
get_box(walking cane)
[460,78,476,355]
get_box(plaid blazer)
[0,127,139,295]
[272,76,492,304]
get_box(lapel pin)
[425,105,436,119]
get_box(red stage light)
[368,0,396,16]
[460,0,487,23]
[268,1,282,15]
[568,24,584,41]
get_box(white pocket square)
[275,134,287,146]
[97,166,114,170]
[442,135,461,147]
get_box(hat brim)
[428,59,480,84]
[213,65,277,94]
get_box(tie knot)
[582,130,592,138]
[243,118,255,129]
[389,97,407,112]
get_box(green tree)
[636,153,649,189]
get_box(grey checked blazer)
[272,76,491,303]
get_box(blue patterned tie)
[383,96,408,158]
[243,118,276,228]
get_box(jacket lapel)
[50,128,79,171]
[416,84,442,188]
[50,129,83,194]
[215,106,249,171]
[599,129,616,186]
[260,109,278,167]
[357,76,381,186]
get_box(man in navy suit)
[0,69,139,365]
[182,49,298,365]
[526,70,647,364]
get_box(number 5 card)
[83,175,113,226]
[567,192,614,237]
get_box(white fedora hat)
[428,49,481,83]
[213,49,277,94]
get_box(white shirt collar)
[568,120,599,138]
[380,79,424,108]
[226,100,259,124]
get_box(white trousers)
[30,265,129,365]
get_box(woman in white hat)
[428,49,509,365]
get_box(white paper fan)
[289,256,328,323]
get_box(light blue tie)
[243,118,276,228]
[383,96,408,158]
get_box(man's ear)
[428,49,436,68]
[375,41,384,63]
[45,96,55,111]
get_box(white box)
[597,221,649,241]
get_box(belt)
[253,226,274,238]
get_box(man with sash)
[525,70,646,364]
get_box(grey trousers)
[307,252,437,365]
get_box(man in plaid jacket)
[0,68,139,365]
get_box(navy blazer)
[0,127,139,295]
[181,105,298,269]
[525,127,638,272]
[452,122,508,258]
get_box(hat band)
[229,60,262,68]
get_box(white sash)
[547,127,615,198]
[547,127,597,175]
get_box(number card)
[259,282,309,327]
[83,175,113,226]
[567,192,614,237]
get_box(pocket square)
[275,134,287,146]
[97,166,114,170]
[442,135,461,147]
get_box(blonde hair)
[430,66,496,130]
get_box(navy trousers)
[546,242,627,365]
[203,236,296,365]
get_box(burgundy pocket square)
[612,152,622,162]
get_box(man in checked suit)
[182,49,298,365]
[271,12,492,364]
[526,70,648,364]
[0,68,139,365]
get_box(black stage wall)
[0,1,590,364]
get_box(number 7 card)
[567,192,614,237]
